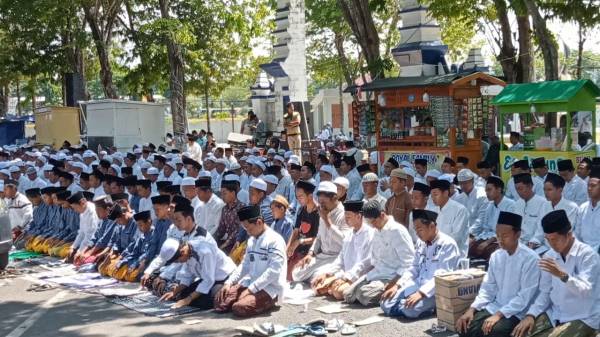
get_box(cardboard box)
[434,269,486,332]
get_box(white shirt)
[138,193,158,219]
[538,198,579,243]
[226,227,287,299]
[163,172,182,185]
[345,169,363,201]
[513,194,548,245]
[471,243,540,319]
[474,197,515,240]
[563,175,588,206]
[329,224,375,281]
[576,200,600,252]
[506,177,543,202]
[186,142,203,163]
[176,239,236,294]
[191,196,201,210]
[93,186,106,198]
[73,202,99,252]
[67,183,83,194]
[353,217,415,282]
[533,175,546,197]
[237,189,249,205]
[363,193,388,210]
[20,177,47,192]
[527,239,600,329]
[455,186,488,235]
[310,202,350,257]
[6,192,33,230]
[194,194,225,235]
[427,199,470,257]
[399,232,460,298]
[414,174,427,185]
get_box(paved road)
[0,264,457,337]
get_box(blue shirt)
[58,208,80,242]
[119,228,154,268]
[129,194,141,213]
[110,218,138,253]
[89,218,117,249]
[271,215,294,243]
[145,218,171,265]
[28,203,47,236]
[44,205,64,238]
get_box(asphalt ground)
[0,261,458,337]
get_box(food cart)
[361,71,505,170]
[492,80,599,181]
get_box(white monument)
[250,0,308,133]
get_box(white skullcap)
[165,161,177,169]
[8,166,20,173]
[181,177,196,186]
[438,174,455,183]
[273,155,284,163]
[229,162,241,170]
[147,167,159,175]
[318,181,338,194]
[250,178,267,192]
[425,169,441,179]
[361,172,379,183]
[263,174,279,185]
[457,169,476,182]
[369,151,378,165]
[252,160,266,171]
[319,165,336,177]
[333,176,350,189]
[223,174,240,182]
[403,167,416,178]
[159,238,180,264]
[216,158,228,166]
[267,148,276,155]
[284,151,293,159]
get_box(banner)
[381,150,451,170]
[499,150,595,182]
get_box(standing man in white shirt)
[193,176,225,235]
[457,211,540,337]
[342,199,414,306]
[381,209,460,318]
[512,210,600,337]
[214,205,287,317]
[557,159,588,206]
[576,167,600,252]
[427,179,470,257]
[186,133,202,163]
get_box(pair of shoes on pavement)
[325,319,356,335]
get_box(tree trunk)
[337,0,383,78]
[82,4,119,99]
[494,0,517,83]
[523,0,559,81]
[576,25,585,79]
[16,79,21,116]
[333,32,353,88]
[204,80,211,133]
[515,15,533,83]
[29,77,37,111]
[0,84,9,118]
[159,0,187,150]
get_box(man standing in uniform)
[284,102,302,161]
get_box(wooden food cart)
[361,71,505,170]
[492,80,599,181]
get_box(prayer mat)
[108,292,203,318]
[40,272,118,289]
[9,250,42,261]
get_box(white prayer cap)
[110,164,121,174]
[273,155,284,163]
[438,174,455,183]
[36,156,47,163]
[181,177,196,186]
[318,181,338,194]
[239,156,248,162]
[250,178,267,192]
[103,155,113,163]
[369,151,378,165]
[171,157,183,165]
[403,167,416,178]
[244,149,252,155]
[361,172,379,183]
[159,238,180,264]
[147,167,159,175]
[15,160,25,167]
[140,161,152,169]
[457,169,476,182]
[83,150,96,158]
[252,147,260,154]
[288,158,301,166]
[277,149,286,156]
[99,150,107,156]
[148,155,155,162]
[319,165,336,177]
[57,153,67,160]
[263,174,278,186]
[0,169,9,176]
[199,171,211,177]
[182,152,192,158]
[252,160,266,171]
[400,161,413,169]
[216,158,228,166]
[267,148,276,155]
[229,162,241,170]
[333,176,350,189]
[284,151,293,159]
[26,167,37,175]
[73,153,82,161]
[8,166,20,173]
[361,149,369,161]
[164,161,177,170]
[72,162,87,170]
[425,169,441,179]
[204,156,217,163]
[43,164,54,171]
[223,173,240,182]
[132,148,142,155]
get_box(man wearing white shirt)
[457,211,540,337]
[20,167,47,192]
[576,158,592,183]
[215,205,287,317]
[185,134,203,163]
[557,159,588,206]
[540,173,579,229]
[531,157,548,197]
[381,209,460,318]
[455,169,488,237]
[67,192,99,262]
[183,157,202,179]
[512,173,548,251]
[90,170,106,198]
[506,160,542,201]
[512,210,600,337]
[137,179,158,219]
[193,176,225,235]
[576,167,600,252]
[310,200,374,300]
[469,176,515,260]
[180,177,201,209]
[342,199,414,306]
[413,158,428,185]
[4,180,33,231]
[427,179,470,257]
[161,161,182,185]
